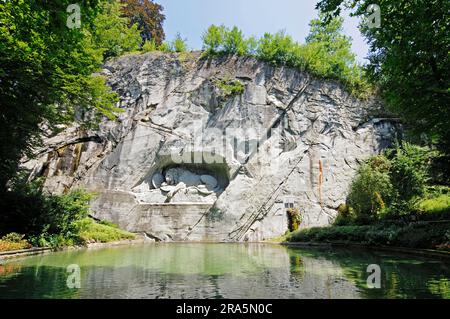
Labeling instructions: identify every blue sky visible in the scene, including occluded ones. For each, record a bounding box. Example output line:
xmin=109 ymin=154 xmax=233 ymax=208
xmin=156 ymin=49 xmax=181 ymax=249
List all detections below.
xmin=157 ymin=0 xmax=369 ymax=62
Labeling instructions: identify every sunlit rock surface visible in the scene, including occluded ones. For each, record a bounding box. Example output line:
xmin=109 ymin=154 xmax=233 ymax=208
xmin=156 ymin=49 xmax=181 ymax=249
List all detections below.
xmin=22 ymin=52 xmax=400 ymax=241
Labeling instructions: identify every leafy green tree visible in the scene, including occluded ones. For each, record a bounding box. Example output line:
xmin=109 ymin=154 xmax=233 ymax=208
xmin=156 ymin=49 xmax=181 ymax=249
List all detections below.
xmin=0 ymin=0 xmax=124 ymax=192
xmin=202 ymin=24 xmax=226 ymax=55
xmin=316 ymin=0 xmax=450 ymax=154
xmin=223 ymin=26 xmax=248 ymax=56
xmin=120 ymin=0 xmax=166 ymax=45
xmin=85 ymin=0 xmax=141 ymax=59
xmin=257 ymin=31 xmax=299 ymax=66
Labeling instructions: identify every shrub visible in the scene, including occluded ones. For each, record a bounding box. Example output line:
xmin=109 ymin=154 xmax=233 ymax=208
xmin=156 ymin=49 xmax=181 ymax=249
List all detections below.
xmin=223 ymin=26 xmax=250 ymax=56
xmin=257 ymin=31 xmax=299 ymax=66
xmin=347 ymin=156 xmax=394 ymax=221
xmin=0 ymin=233 xmax=31 ymax=251
xmin=202 ymin=25 xmax=226 ymax=55
xmin=142 ymin=39 xmax=158 ymax=52
xmin=200 ymin=18 xmax=371 ymax=98
xmin=215 ymin=78 xmax=245 ymax=98
xmin=333 ymin=204 xmax=356 ymax=226
xmin=287 ymin=208 xmax=302 ymax=232
xmin=158 ymin=42 xmax=172 ymax=53
xmin=171 ymin=33 xmax=188 ymax=53
xmin=0 ymin=180 xmax=94 ymax=246
xmin=387 ymin=142 xmax=433 ymax=202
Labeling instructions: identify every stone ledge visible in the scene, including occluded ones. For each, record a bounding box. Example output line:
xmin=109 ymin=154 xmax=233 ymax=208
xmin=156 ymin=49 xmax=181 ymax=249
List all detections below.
xmin=0 ymin=247 xmax=53 ymax=260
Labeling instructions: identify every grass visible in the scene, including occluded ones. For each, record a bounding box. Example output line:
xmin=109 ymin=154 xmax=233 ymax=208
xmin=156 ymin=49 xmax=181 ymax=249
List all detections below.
xmin=74 ymin=218 xmax=135 ymax=244
xmin=419 ymin=194 xmax=450 ymax=214
xmin=286 ymin=222 xmax=450 ymax=250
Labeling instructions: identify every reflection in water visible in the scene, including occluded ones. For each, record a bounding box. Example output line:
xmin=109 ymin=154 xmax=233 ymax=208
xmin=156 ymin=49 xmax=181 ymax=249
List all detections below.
xmin=0 ymin=243 xmax=448 ymax=299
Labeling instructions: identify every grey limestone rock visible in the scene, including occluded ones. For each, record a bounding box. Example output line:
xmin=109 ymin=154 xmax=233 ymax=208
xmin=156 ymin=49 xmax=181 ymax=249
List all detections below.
xmin=21 ymin=52 xmax=401 ymax=242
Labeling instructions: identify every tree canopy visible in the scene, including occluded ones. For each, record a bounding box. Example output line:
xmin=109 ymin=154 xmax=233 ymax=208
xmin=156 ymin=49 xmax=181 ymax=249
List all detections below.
xmin=317 ymin=0 xmax=450 ymax=154
xmin=0 ymin=0 xmax=145 ymax=191
xmin=120 ymin=0 xmax=166 ymax=45
xmin=202 ymin=17 xmax=371 ymax=97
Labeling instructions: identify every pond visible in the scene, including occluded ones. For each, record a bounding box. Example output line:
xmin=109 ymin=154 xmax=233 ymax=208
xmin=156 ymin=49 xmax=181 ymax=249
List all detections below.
xmin=0 ymin=243 xmax=449 ymax=299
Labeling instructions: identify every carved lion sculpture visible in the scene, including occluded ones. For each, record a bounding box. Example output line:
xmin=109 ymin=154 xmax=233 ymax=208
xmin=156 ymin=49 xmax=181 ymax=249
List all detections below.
xmin=155 ymin=168 xmax=220 ymax=201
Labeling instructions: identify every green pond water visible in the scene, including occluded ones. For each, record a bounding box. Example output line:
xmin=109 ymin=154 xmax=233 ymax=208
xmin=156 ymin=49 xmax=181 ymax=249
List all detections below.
xmin=0 ymin=243 xmax=449 ymax=299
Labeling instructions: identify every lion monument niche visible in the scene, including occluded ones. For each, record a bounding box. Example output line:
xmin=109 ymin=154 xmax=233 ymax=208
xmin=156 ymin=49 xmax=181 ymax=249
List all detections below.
xmin=150 ymin=168 xmax=220 ymax=202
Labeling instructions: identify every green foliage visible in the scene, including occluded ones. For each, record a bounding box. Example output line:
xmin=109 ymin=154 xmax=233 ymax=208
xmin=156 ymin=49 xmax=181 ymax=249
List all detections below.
xmin=0 ymin=233 xmax=31 ymax=252
xmin=223 ymin=26 xmax=251 ymax=56
xmin=158 ymin=42 xmax=172 ymax=53
xmin=0 ymin=179 xmax=93 ymax=243
xmin=201 ymin=18 xmax=371 ymax=98
xmin=317 ymin=0 xmax=450 ymax=155
xmin=99 ymin=220 xmax=119 ymax=228
xmin=142 ymin=39 xmax=159 ymax=52
xmin=287 ymin=208 xmax=302 ymax=232
xmin=417 ymin=192 xmax=450 ymax=222
xmin=73 ymin=218 xmax=135 ymax=243
xmin=333 ymin=204 xmax=356 ymax=226
xmin=387 ymin=142 xmax=433 ymax=202
xmin=347 ymin=155 xmax=394 ymax=220
xmin=84 ymin=0 xmax=142 ymax=60
xmin=171 ymin=33 xmax=188 ymax=53
xmin=257 ymin=31 xmax=299 ymax=66
xmin=202 ymin=25 xmax=226 ymax=56
xmin=1 ymin=232 xmax=25 ymax=243
xmin=288 ymin=222 xmax=450 ymax=249
xmin=346 ymin=143 xmax=440 ymax=221
xmin=0 ymin=0 xmax=124 ymax=192
xmin=214 ymin=78 xmax=245 ymax=98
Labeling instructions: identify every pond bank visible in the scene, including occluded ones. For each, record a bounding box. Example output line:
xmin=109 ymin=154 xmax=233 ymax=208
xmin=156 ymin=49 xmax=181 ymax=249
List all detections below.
xmin=277 ymin=241 xmax=450 ymax=259
xmin=0 ymin=235 xmax=147 ymax=261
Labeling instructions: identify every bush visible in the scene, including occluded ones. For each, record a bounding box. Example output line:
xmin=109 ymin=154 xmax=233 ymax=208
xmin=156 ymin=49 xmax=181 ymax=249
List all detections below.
xmin=171 ymin=33 xmax=188 ymax=53
xmin=214 ymin=78 xmax=245 ymax=98
xmin=288 ymin=222 xmax=450 ymax=249
xmin=142 ymin=39 xmax=158 ymax=52
xmin=287 ymin=208 xmax=302 ymax=232
xmin=0 ymin=180 xmax=94 ymax=246
xmin=0 ymin=233 xmax=31 ymax=251
xmin=347 ymin=155 xmax=394 ymax=221
xmin=333 ymin=204 xmax=356 ymax=226
xmin=158 ymin=42 xmax=172 ymax=53
xmin=202 ymin=25 xmax=226 ymax=56
xmin=387 ymin=142 xmax=433 ymax=202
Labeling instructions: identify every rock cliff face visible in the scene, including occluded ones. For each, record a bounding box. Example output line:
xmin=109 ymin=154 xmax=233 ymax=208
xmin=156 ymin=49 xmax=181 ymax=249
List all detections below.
xmin=22 ymin=52 xmax=400 ymax=242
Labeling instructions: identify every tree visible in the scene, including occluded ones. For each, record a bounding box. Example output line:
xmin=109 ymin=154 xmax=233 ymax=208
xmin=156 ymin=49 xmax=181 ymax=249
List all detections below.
xmin=120 ymin=0 xmax=166 ymax=45
xmin=85 ymin=0 xmax=142 ymax=59
xmin=0 ymin=0 xmax=122 ymax=192
xmin=316 ymin=0 xmax=450 ymax=154
xmin=171 ymin=33 xmax=188 ymax=52
xmin=202 ymin=25 xmax=226 ymax=55
xmin=305 ymin=15 xmax=357 ymax=79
